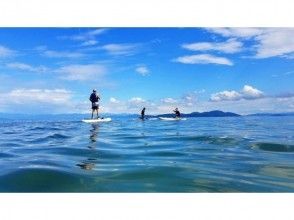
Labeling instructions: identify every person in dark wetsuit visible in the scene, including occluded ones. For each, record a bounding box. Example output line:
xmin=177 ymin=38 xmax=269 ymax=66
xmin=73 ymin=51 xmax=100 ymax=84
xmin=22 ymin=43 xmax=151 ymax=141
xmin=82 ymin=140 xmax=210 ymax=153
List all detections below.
xmin=140 ymin=107 xmax=146 ymax=120
xmin=89 ymin=89 xmax=100 ymax=119
xmin=173 ymin=108 xmax=181 ymax=118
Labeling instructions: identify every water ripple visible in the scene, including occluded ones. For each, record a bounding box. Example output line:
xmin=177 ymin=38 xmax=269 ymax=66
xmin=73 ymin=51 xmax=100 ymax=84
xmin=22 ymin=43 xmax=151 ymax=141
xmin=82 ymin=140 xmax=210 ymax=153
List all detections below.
xmin=0 ymin=116 xmax=293 ymax=192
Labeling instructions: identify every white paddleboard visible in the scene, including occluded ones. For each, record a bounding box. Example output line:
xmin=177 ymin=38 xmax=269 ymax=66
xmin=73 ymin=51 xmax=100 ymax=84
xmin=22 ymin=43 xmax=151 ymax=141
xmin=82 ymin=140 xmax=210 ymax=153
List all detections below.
xmin=159 ymin=117 xmax=186 ymax=121
xmin=82 ymin=118 xmax=112 ymax=123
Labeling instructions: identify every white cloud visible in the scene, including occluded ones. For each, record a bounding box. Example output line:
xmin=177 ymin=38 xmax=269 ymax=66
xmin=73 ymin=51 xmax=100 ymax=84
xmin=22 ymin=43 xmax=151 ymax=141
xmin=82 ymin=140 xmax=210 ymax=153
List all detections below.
xmin=70 ymin=29 xmax=107 ymax=41
xmin=101 ymin=43 xmax=138 ymax=56
xmin=275 ymin=92 xmax=294 ymax=99
xmin=0 ymin=45 xmax=15 ymax=58
xmin=6 ymin=62 xmax=48 ymax=73
xmin=109 ymin=97 xmax=119 ymax=104
xmin=203 ymin=96 xmax=294 ymax=115
xmin=9 ymin=89 xmax=71 ymax=103
xmin=207 ymin=28 xmax=264 ymax=39
xmin=242 ymin=85 xmax=264 ymax=99
xmin=128 ymin=97 xmax=146 ymax=104
xmin=91 ymin=89 xmax=293 ymax=115
xmin=254 ymin=28 xmax=294 ymax=58
xmin=69 ymin=29 xmax=108 ymax=47
xmin=80 ymin=40 xmax=98 ymax=46
xmin=35 ymin=46 xmax=84 ymax=58
xmin=174 ymin=54 xmax=233 ymax=66
xmin=135 ymin=66 xmax=149 ymax=76
xmin=181 ymin=91 xmax=200 ymax=107
xmin=55 ymin=64 xmax=107 ymax=81
xmin=102 ymin=97 xmax=157 ymax=113
xmin=210 ymin=85 xmax=264 ymax=102
xmin=210 ymin=90 xmax=242 ymax=102
xmin=206 ymin=28 xmax=294 ymax=59
xmin=0 ymin=89 xmax=83 ymax=113
xmin=127 ymin=97 xmax=152 ymax=110
xmin=42 ymin=50 xmax=84 ymax=58
xmin=161 ymin=97 xmax=178 ymax=104
xmin=182 ymin=39 xmax=243 ymax=54
xmin=0 ymin=89 xmax=72 ymax=106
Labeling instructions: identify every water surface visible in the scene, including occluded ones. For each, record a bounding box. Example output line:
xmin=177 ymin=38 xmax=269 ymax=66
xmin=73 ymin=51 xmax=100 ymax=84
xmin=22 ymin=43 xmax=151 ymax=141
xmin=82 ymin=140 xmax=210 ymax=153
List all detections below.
xmin=0 ymin=116 xmax=293 ymax=192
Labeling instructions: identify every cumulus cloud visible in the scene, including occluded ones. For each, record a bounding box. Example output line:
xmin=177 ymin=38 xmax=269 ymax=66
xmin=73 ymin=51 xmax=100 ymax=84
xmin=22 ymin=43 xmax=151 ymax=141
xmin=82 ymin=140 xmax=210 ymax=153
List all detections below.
xmin=210 ymin=90 xmax=242 ymax=102
xmin=109 ymin=97 xmax=120 ymax=104
xmin=242 ymin=85 xmax=264 ymax=99
xmin=6 ymin=62 xmax=48 ymax=73
xmin=182 ymin=39 xmax=243 ymax=54
xmin=101 ymin=43 xmax=139 ymax=56
xmin=55 ymin=64 xmax=107 ymax=81
xmin=135 ymin=66 xmax=149 ymax=76
xmin=174 ymin=54 xmax=233 ymax=66
xmin=0 ymin=45 xmax=16 ymax=58
xmin=210 ymin=85 xmax=264 ymax=102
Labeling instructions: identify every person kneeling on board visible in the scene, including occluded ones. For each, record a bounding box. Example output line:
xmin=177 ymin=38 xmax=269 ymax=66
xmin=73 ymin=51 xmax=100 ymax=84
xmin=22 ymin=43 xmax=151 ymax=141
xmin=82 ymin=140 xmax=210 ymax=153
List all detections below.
xmin=173 ymin=108 xmax=181 ymax=118
xmin=140 ymin=107 xmax=146 ymax=120
xmin=89 ymin=89 xmax=100 ymax=119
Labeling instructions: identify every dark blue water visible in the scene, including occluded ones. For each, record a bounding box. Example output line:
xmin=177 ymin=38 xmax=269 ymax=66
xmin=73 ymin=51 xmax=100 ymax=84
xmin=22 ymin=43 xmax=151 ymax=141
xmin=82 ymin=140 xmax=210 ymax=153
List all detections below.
xmin=0 ymin=116 xmax=293 ymax=192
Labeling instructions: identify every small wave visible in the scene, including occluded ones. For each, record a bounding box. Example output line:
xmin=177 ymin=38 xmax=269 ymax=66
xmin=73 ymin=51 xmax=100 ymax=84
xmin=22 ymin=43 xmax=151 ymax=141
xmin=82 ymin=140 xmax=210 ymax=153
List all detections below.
xmin=29 ymin=126 xmax=46 ymax=131
xmin=252 ymin=142 xmax=294 ymax=152
xmin=166 ymin=135 xmax=240 ymax=146
xmin=1 ymin=142 xmax=23 ymax=148
xmin=30 ymin=126 xmax=62 ymax=131
xmin=28 ymin=133 xmax=71 ymax=143
xmin=0 ymin=152 xmax=15 ymax=158
xmin=0 ymin=168 xmax=90 ymax=192
xmin=47 ymin=134 xmax=70 ymax=139
xmin=144 ymin=150 xmax=186 ymax=157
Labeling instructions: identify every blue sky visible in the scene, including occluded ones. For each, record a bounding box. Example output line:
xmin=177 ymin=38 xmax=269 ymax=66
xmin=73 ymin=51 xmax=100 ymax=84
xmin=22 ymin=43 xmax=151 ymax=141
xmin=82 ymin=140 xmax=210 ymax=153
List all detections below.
xmin=0 ymin=28 xmax=293 ymax=114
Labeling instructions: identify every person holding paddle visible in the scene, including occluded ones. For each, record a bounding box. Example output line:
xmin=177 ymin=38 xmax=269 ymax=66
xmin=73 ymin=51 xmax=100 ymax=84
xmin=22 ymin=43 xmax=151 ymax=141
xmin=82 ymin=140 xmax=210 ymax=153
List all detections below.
xmin=89 ymin=89 xmax=100 ymax=119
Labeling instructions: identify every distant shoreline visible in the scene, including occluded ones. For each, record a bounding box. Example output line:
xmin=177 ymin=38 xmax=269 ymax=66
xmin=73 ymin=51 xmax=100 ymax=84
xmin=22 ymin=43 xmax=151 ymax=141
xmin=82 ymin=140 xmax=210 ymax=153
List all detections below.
xmin=1 ymin=110 xmax=294 ymax=120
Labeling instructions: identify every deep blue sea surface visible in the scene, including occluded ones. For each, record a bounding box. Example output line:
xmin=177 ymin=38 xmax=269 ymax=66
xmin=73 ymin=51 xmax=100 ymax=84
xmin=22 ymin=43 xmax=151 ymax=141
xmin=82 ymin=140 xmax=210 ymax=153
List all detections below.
xmin=0 ymin=115 xmax=293 ymax=192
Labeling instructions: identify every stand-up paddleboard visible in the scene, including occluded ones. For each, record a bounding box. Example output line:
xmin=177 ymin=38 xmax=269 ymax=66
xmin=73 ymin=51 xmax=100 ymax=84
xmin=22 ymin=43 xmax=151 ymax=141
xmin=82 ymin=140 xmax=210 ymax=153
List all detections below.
xmin=82 ymin=118 xmax=111 ymax=123
xmin=159 ymin=117 xmax=186 ymax=121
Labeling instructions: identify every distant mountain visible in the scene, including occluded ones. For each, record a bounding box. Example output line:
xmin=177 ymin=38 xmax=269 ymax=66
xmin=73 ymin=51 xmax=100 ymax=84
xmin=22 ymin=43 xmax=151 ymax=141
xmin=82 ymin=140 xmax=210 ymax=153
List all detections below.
xmin=247 ymin=112 xmax=294 ymax=116
xmin=156 ymin=110 xmax=240 ymax=118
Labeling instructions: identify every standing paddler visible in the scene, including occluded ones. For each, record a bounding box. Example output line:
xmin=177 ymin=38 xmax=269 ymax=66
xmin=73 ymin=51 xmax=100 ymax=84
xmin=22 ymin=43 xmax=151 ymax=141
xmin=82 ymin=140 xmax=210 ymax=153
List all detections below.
xmin=89 ymin=89 xmax=100 ymax=119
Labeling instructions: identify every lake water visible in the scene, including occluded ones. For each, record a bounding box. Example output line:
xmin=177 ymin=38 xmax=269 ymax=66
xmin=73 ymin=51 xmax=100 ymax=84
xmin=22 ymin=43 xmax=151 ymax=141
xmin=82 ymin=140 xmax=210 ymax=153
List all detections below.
xmin=0 ymin=115 xmax=293 ymax=192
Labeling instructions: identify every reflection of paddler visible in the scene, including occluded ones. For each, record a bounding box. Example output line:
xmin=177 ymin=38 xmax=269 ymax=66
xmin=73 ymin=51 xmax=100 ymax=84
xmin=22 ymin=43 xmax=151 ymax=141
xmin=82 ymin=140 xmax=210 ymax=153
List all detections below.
xmin=76 ymin=162 xmax=95 ymax=170
xmin=90 ymin=124 xmax=99 ymax=143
